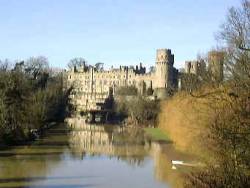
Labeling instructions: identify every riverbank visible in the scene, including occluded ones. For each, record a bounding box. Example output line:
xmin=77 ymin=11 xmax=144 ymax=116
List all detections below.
xmin=158 ymin=85 xmax=250 ymax=187
xmin=0 ymin=121 xmax=63 ymax=148
xmin=144 ymin=128 xmax=171 ymax=142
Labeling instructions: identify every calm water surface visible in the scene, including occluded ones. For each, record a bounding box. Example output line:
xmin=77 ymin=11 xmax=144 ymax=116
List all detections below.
xmin=0 ymin=118 xmax=191 ymax=188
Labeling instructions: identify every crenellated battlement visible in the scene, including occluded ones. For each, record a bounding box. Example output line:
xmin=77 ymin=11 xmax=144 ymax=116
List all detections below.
xmin=64 ymin=48 xmax=224 ymax=113
xmin=65 ymin=49 xmax=177 ymax=112
xmin=156 ymin=49 xmax=174 ymax=64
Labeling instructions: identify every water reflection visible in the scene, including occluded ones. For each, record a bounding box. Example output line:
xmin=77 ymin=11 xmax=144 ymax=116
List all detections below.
xmin=0 ymin=118 xmax=190 ymax=188
xmin=67 ymin=117 xmax=190 ymax=188
xmin=67 ymin=117 xmax=149 ymax=165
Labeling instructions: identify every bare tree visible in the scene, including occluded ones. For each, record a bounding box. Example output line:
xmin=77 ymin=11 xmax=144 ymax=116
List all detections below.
xmin=149 ymin=66 xmax=155 ymax=74
xmin=95 ymin=62 xmax=104 ymax=71
xmin=220 ymin=0 xmax=250 ymax=51
xmin=67 ymin=57 xmax=87 ymax=70
xmin=219 ymin=0 xmax=250 ymax=80
xmin=24 ymin=56 xmax=49 ymax=79
xmin=0 ymin=59 xmax=12 ymax=72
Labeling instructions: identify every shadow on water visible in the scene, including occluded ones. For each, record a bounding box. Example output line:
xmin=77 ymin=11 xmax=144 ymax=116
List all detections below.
xmin=0 ymin=152 xmax=65 ymax=157
xmin=34 ymin=141 xmax=69 ymax=146
xmin=0 ymin=176 xmax=98 ymax=183
xmin=0 ymin=184 xmax=95 ymax=188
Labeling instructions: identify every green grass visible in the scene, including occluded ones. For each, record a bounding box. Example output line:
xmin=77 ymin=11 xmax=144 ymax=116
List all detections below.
xmin=144 ymin=128 xmax=170 ymax=142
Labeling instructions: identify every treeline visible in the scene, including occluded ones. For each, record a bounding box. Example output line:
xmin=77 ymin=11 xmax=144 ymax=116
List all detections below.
xmin=159 ymin=1 xmax=250 ymax=187
xmin=115 ymin=86 xmax=159 ymax=126
xmin=0 ymin=57 xmax=70 ymax=145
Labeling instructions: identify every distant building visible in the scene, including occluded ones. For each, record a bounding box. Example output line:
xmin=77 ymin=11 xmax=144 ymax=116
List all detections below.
xmin=208 ymin=50 xmax=224 ymax=82
xmin=185 ymin=60 xmax=206 ymax=76
xmin=64 ymin=49 xmax=224 ymax=113
xmin=179 ymin=50 xmax=225 ymax=91
xmin=64 ymin=49 xmax=179 ymax=112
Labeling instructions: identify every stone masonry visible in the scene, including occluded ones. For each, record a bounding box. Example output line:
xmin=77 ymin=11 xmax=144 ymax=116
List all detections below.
xmin=64 ymin=48 xmax=224 ymax=113
xmin=64 ymin=49 xmax=178 ymax=112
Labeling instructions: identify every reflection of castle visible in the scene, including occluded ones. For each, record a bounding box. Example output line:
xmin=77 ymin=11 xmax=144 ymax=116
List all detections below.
xmin=67 ymin=118 xmax=149 ymax=159
xmin=66 ymin=117 xmax=192 ymax=187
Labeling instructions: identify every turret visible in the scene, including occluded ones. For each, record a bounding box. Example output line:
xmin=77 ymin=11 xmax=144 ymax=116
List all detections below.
xmin=155 ymin=49 xmax=174 ymax=88
xmin=154 ymin=49 xmax=175 ymax=99
xmin=208 ymin=50 xmax=224 ymax=82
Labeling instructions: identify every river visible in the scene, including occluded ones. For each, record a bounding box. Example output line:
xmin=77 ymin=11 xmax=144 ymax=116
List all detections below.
xmin=0 ymin=117 xmax=192 ymax=188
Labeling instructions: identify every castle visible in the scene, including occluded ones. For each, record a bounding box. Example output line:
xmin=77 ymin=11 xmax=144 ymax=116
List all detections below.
xmin=64 ymin=48 xmax=224 ymax=113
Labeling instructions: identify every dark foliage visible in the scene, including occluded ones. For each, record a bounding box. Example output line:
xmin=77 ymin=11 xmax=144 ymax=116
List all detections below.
xmin=0 ymin=59 xmax=69 ymax=145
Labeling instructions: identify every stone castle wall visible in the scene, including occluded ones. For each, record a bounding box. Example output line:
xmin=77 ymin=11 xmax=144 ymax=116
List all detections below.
xmin=64 ymin=49 xmax=178 ymax=112
xmin=64 ymin=48 xmax=224 ymax=112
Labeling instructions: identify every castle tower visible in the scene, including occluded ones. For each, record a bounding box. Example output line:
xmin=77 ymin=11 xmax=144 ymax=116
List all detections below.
xmin=208 ymin=50 xmax=225 ymax=82
xmin=154 ymin=49 xmax=174 ymax=99
xmin=185 ymin=60 xmax=206 ymax=76
xmin=155 ymin=49 xmax=174 ymax=88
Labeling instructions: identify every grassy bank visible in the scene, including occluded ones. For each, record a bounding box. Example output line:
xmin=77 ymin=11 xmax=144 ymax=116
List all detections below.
xmin=144 ymin=128 xmax=170 ymax=142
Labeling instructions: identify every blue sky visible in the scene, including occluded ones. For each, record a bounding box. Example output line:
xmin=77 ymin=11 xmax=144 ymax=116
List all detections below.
xmin=0 ymin=0 xmax=240 ymax=69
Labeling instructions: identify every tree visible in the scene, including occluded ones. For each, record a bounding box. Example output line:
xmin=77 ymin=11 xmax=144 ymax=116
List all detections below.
xmin=219 ymin=0 xmax=250 ymax=80
xmin=67 ymin=57 xmax=87 ymax=70
xmin=185 ymin=1 xmax=250 ymax=187
xmin=180 ymin=73 xmax=201 ymax=92
xmin=0 ymin=59 xmax=12 ymax=71
xmin=0 ymin=57 xmax=70 ymax=145
xmin=2 ymin=71 xmax=31 ymax=143
xmin=149 ymin=66 xmax=155 ymax=73
xmin=95 ymin=62 xmax=104 ymax=71
xmin=220 ymin=0 xmax=250 ymax=51
xmin=24 ymin=56 xmax=49 ymax=80
xmin=116 ymin=86 xmax=138 ymax=96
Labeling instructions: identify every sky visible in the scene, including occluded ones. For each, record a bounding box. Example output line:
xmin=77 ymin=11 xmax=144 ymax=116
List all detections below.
xmin=0 ymin=0 xmax=240 ymax=69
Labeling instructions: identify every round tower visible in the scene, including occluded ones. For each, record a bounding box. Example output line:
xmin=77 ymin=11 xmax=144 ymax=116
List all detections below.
xmin=154 ymin=49 xmax=174 ymax=99
xmin=155 ymin=49 xmax=174 ymax=88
